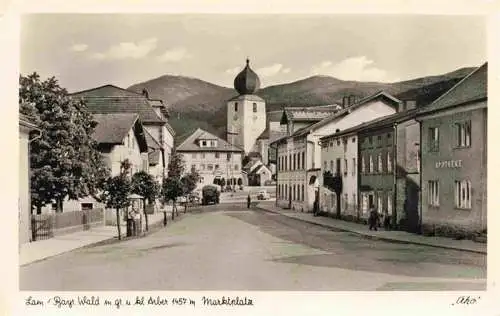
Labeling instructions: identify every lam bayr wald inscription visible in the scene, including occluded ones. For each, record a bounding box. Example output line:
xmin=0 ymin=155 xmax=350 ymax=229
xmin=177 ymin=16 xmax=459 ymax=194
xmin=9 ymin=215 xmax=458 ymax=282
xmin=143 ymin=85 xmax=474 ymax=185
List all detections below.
xmin=25 ymin=295 xmax=254 ymax=309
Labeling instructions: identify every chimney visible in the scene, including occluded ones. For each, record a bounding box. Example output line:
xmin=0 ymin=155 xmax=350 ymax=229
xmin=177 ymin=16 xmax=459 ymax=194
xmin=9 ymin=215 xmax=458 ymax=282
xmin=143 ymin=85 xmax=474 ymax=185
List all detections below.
xmin=142 ymin=88 xmax=149 ymax=99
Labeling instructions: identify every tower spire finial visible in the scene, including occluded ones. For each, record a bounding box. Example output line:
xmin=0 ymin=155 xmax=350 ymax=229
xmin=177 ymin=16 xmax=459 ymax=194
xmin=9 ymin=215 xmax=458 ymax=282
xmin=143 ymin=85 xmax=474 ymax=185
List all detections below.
xmin=246 ymin=57 xmax=250 ymax=66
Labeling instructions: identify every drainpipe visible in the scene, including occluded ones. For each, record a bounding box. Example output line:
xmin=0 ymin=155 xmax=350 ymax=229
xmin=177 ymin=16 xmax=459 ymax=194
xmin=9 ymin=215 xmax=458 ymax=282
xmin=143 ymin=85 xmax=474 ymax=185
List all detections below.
xmin=418 ymin=119 xmax=423 ymax=234
xmin=392 ymin=122 xmax=398 ymax=229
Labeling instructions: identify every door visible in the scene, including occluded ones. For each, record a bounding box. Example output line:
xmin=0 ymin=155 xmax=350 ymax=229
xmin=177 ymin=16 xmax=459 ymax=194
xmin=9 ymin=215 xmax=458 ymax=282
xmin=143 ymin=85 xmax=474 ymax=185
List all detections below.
xmin=336 ymin=158 xmax=341 ymax=176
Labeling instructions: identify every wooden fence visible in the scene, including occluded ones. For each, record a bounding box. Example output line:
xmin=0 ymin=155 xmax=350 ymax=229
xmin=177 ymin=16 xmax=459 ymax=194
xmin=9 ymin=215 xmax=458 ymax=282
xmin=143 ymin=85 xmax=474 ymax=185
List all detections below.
xmin=31 ymin=208 xmax=104 ymax=241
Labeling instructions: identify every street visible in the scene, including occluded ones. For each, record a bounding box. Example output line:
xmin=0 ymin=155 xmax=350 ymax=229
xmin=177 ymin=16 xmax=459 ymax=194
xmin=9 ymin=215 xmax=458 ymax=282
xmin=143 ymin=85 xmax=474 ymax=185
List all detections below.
xmin=20 ymin=203 xmax=486 ymax=291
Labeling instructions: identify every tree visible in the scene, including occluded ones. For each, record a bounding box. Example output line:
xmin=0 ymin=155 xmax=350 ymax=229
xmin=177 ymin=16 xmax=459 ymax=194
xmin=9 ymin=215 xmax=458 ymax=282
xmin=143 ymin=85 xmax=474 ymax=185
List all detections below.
xmin=102 ymin=163 xmax=131 ymax=240
xmin=131 ymin=171 xmax=160 ymax=231
xmin=19 ymin=73 xmax=109 ymax=213
xmin=162 ymin=149 xmax=185 ymax=219
xmin=180 ymin=169 xmax=200 ymax=212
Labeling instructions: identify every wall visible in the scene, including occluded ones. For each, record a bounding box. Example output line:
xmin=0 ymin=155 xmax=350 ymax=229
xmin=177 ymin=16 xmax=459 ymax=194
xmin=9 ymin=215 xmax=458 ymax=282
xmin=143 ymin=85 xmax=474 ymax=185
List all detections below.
xmin=227 ymin=97 xmax=267 ymax=154
xmin=107 ymin=128 xmax=145 ymax=176
xmin=181 ymin=151 xmax=243 ymax=189
xmin=420 ymin=103 xmax=487 ymax=231
xmin=19 ymin=129 xmax=31 ymax=244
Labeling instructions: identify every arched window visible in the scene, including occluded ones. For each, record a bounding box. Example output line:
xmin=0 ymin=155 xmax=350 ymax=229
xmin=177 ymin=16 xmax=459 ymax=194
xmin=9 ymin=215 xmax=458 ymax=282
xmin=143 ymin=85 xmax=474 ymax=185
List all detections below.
xmin=235 ymin=102 xmax=238 ymax=112
xmin=253 ymin=103 xmax=257 ymax=112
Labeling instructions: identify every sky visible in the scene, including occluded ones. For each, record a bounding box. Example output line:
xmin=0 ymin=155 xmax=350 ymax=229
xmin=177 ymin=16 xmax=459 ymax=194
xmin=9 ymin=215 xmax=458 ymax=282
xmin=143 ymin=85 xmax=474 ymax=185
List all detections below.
xmin=20 ymin=14 xmax=486 ymax=92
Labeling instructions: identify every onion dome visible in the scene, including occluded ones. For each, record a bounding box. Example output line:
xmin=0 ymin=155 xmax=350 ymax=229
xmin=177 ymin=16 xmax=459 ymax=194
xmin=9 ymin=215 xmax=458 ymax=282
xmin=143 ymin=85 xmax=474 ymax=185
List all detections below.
xmin=233 ymin=58 xmax=261 ymax=95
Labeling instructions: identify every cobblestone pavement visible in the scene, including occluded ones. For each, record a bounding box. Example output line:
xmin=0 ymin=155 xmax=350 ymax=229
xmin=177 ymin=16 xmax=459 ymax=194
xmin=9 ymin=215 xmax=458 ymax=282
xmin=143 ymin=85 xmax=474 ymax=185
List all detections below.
xmin=20 ymin=204 xmax=486 ymax=291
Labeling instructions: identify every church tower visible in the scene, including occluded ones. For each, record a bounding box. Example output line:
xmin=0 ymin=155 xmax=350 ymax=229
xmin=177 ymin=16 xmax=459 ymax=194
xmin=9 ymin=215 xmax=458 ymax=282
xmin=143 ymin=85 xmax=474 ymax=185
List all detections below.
xmin=226 ymin=58 xmax=267 ymax=154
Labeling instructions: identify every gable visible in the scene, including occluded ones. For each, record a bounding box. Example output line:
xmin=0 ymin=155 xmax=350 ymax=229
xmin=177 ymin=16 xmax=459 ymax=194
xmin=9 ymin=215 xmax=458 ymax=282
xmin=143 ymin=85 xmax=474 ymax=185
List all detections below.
xmin=71 ymin=84 xmax=142 ymax=98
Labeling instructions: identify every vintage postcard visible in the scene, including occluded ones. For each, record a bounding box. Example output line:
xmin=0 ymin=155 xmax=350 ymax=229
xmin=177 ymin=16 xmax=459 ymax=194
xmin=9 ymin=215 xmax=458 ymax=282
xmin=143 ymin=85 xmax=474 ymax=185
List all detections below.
xmin=3 ymin=1 xmax=499 ymax=315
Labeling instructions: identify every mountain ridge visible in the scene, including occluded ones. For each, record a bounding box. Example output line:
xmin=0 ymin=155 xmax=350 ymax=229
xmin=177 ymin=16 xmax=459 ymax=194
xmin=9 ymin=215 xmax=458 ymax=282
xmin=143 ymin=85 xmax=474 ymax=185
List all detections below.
xmin=127 ymin=66 xmax=477 ymax=139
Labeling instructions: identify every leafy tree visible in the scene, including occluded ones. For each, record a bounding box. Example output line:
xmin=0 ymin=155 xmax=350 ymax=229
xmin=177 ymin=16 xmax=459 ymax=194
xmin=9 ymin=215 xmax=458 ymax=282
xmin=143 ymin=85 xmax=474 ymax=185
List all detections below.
xmin=102 ymin=162 xmax=131 ymax=240
xmin=131 ymin=171 xmax=160 ymax=231
xmin=162 ymin=149 xmax=185 ymax=219
xmin=19 ymin=72 xmax=109 ymax=213
xmin=180 ymin=169 xmax=200 ymax=211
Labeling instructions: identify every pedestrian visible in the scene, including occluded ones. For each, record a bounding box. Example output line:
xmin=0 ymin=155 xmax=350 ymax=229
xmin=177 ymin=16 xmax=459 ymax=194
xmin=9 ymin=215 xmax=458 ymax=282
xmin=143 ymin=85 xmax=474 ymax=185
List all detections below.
xmin=247 ymin=194 xmax=251 ymax=209
xmin=368 ymin=206 xmax=378 ymax=231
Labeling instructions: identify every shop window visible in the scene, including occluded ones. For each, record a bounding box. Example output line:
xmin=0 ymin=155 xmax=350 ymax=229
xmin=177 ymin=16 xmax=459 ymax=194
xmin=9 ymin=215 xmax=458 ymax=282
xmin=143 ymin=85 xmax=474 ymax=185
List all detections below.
xmin=455 ymin=180 xmax=472 ymax=209
xmin=428 ymin=180 xmax=440 ymax=206
xmin=455 ymin=121 xmax=471 ymax=148
xmin=428 ymin=127 xmax=439 ymax=152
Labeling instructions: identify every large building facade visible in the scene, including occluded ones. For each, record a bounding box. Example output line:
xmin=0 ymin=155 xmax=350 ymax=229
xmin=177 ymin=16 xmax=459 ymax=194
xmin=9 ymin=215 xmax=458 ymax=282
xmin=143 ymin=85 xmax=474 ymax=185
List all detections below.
xmin=177 ymin=128 xmax=243 ymax=189
xmin=417 ymin=63 xmax=487 ymax=232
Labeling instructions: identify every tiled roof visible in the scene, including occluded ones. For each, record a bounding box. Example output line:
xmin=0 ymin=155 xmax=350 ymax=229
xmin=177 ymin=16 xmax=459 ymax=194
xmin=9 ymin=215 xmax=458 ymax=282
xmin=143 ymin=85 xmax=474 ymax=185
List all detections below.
xmin=418 ymin=62 xmax=487 ymax=115
xmin=322 ymin=109 xmax=418 ymax=140
xmin=176 ymin=128 xmax=243 ymax=152
xmin=72 ymin=85 xmax=166 ymax=124
xmin=92 ymin=113 xmax=139 ymax=144
xmin=292 ymin=91 xmax=401 ymax=137
xmin=71 ymin=84 xmax=143 ymax=98
xmin=80 ymin=97 xmax=165 ymax=124
xmin=282 ymin=106 xmax=339 ymax=122
xmin=257 ymin=127 xmax=269 ymax=140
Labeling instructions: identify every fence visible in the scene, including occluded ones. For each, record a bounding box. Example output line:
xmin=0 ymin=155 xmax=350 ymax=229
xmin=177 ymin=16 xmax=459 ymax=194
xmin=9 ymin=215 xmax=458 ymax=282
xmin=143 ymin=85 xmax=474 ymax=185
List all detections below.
xmin=31 ymin=208 xmax=104 ymax=241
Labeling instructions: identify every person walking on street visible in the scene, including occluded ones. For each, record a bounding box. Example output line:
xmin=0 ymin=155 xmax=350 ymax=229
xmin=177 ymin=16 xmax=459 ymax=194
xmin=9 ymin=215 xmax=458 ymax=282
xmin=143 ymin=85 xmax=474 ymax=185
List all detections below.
xmin=247 ymin=194 xmax=251 ymax=209
xmin=368 ymin=206 xmax=379 ymax=231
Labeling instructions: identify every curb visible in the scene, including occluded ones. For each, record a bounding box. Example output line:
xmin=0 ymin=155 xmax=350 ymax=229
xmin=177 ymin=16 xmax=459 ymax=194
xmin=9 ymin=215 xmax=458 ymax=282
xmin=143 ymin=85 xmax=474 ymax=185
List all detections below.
xmin=20 ymin=212 xmax=190 ymax=267
xmin=255 ymin=205 xmax=487 ymax=255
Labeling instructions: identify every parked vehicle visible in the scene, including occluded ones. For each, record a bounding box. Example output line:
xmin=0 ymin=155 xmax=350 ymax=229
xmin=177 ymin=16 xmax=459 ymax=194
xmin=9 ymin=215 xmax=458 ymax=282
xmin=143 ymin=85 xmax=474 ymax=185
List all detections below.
xmin=257 ymin=190 xmax=270 ymax=200
xmin=202 ymin=185 xmax=220 ymax=205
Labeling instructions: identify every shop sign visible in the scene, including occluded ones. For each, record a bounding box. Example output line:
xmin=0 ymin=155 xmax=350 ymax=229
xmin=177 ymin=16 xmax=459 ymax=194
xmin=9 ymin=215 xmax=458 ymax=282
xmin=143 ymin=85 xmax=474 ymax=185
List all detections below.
xmin=435 ymin=160 xmax=462 ymax=169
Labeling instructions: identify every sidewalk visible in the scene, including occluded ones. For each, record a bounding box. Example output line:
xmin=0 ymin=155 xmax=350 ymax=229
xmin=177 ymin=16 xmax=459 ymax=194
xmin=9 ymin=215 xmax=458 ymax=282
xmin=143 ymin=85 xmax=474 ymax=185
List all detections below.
xmin=256 ymin=202 xmax=487 ymax=255
xmin=20 ymin=210 xmax=176 ymax=266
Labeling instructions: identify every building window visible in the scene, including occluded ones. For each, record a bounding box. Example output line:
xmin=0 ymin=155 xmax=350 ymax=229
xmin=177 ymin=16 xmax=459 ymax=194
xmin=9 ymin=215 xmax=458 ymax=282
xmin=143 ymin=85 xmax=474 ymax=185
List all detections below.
xmin=285 ymin=156 xmax=288 ymax=170
xmin=455 ymin=180 xmax=472 ymax=209
xmin=207 ymin=164 xmax=214 ymax=171
xmin=387 ymin=193 xmax=392 ymax=215
xmin=201 ymin=153 xmax=206 ymax=159
xmin=455 ymin=121 xmax=471 ymax=148
xmin=302 ymin=152 xmax=305 ymax=169
xmin=324 ymin=161 xmax=327 ymax=170
xmin=352 ymin=158 xmax=356 ymax=176
xmin=235 ymin=102 xmax=238 ymax=112
xmin=377 ymin=193 xmax=383 ymax=212
xmin=227 ymin=153 xmax=231 ymax=161
xmin=289 ymin=154 xmax=292 ymax=170
xmin=378 ymin=153 xmax=383 ymax=173
xmin=352 ymin=194 xmax=357 ymax=209
xmin=344 ymin=158 xmax=348 ymax=175
xmin=361 ymin=156 xmax=366 ymax=173
xmin=253 ymin=103 xmax=257 ymax=112
xmin=192 ymin=153 xmax=197 ymax=159
xmin=369 ymin=137 xmax=373 ymax=145
xmin=201 ymin=140 xmax=207 ymax=147
xmin=215 ymin=164 xmax=220 ymax=169
xmin=201 ymin=164 xmax=205 ymax=170
xmin=297 ymin=153 xmax=301 ymax=170
xmin=344 ymin=193 xmax=348 ymax=210
xmin=337 ymin=139 xmax=341 ymax=145
xmin=352 ymin=137 xmax=356 ymax=143
xmin=428 ymin=180 xmax=439 ymax=206
xmin=215 ymin=152 xmax=220 ymax=159
xmin=387 ymin=133 xmax=392 ymax=139
xmin=428 ymin=127 xmax=439 ymax=152
xmin=191 ymin=164 xmax=196 ymax=170
xmin=199 ymin=177 xmax=204 ymax=183
xmin=293 ymin=154 xmax=296 ymax=170
xmin=369 ymin=155 xmax=374 ymax=173
xmin=387 ymin=151 xmax=392 ymax=172
xmin=234 ymin=164 xmax=239 ymax=170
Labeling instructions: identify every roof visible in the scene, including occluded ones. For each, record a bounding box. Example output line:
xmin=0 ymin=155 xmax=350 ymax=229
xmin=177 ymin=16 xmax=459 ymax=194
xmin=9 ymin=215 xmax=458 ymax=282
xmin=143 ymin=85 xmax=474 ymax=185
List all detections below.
xmin=92 ymin=113 xmax=148 ymax=153
xmin=176 ymin=128 xmax=243 ymax=152
xmin=321 ymin=108 xmax=418 ymax=140
xmin=417 ymin=62 xmax=487 ymax=116
xmin=72 ymin=85 xmax=166 ymax=124
xmin=79 ymin=96 xmax=165 ymax=124
xmin=292 ymin=91 xmax=401 ymax=137
xmin=144 ymin=128 xmax=162 ymax=149
xmin=280 ymin=106 xmax=339 ymax=124
xmin=227 ymin=94 xmax=265 ymax=102
xmin=70 ymin=84 xmax=143 ymax=98
xmin=19 ymin=114 xmax=39 ymax=130
xmin=257 ymin=127 xmax=269 ymax=140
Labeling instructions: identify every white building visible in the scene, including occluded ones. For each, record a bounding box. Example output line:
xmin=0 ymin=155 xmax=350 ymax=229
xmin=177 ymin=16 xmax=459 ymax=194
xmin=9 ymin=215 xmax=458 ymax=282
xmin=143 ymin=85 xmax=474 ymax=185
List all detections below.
xmin=176 ymin=128 xmax=243 ymax=189
xmin=274 ymin=91 xmax=401 ymax=213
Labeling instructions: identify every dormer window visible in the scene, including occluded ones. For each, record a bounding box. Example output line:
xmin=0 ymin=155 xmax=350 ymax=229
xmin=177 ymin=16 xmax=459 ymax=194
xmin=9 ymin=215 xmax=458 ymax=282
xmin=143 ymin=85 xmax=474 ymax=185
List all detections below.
xmin=201 ymin=140 xmax=207 ymax=147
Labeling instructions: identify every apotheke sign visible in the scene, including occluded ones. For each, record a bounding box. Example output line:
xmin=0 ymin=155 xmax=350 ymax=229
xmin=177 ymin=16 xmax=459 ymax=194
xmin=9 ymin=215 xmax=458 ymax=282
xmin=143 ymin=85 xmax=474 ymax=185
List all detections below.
xmin=435 ymin=160 xmax=462 ymax=169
